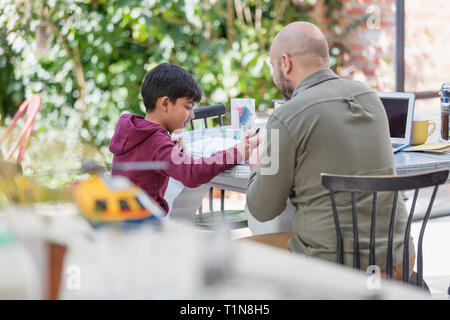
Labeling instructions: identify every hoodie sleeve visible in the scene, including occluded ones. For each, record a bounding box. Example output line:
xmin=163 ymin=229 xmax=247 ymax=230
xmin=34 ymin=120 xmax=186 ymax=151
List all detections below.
xmin=145 ymin=133 xmax=244 ymax=188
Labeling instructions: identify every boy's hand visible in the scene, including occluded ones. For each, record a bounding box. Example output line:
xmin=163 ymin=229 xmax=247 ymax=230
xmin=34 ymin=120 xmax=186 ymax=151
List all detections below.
xmin=235 ymin=140 xmax=250 ymax=162
xmin=247 ymin=128 xmax=264 ymax=150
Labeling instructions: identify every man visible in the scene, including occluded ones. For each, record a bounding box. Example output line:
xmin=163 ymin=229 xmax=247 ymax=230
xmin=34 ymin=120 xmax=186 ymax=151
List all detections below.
xmin=246 ymin=22 xmax=414 ymax=278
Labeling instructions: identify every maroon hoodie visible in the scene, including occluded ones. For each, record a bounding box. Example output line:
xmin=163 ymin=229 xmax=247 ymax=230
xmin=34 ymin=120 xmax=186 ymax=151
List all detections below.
xmin=109 ymin=114 xmax=242 ymax=213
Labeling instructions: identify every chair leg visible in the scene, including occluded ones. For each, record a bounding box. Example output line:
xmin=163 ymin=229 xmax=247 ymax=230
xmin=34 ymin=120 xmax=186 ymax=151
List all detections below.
xmin=220 ymin=189 xmax=225 ymax=211
xmin=209 ymin=187 xmax=214 ymax=212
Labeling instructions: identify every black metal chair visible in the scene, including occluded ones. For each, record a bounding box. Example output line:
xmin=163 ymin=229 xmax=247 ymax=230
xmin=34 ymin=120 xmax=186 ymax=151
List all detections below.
xmin=321 ymin=169 xmax=449 ymax=289
xmin=189 ymin=103 xmax=226 ymax=129
xmin=190 ymin=104 xmax=248 ymax=229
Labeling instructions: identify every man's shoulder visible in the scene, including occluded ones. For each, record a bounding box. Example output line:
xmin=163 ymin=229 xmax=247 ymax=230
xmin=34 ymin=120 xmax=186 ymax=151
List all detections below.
xmin=338 ymin=77 xmax=377 ymax=94
xmin=302 ymin=76 xmax=376 ymax=101
xmin=272 ymin=77 xmax=377 ymax=122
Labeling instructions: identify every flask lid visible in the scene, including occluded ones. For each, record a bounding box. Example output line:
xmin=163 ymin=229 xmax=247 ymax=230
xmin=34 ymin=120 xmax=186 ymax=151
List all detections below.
xmin=440 ymin=82 xmax=450 ymax=97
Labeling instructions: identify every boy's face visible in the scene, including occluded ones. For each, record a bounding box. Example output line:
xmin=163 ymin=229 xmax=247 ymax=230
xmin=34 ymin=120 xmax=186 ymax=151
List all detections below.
xmin=166 ymin=97 xmax=195 ymax=133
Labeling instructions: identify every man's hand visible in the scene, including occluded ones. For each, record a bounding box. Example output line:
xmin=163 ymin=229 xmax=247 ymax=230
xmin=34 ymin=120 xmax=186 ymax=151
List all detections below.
xmin=235 ymin=140 xmax=250 ymax=161
xmin=247 ymin=128 xmax=263 ymax=148
xmin=172 ymin=137 xmax=186 ymax=152
xmin=235 ymin=129 xmax=264 ymax=162
xmin=248 ymin=129 xmax=264 ymax=169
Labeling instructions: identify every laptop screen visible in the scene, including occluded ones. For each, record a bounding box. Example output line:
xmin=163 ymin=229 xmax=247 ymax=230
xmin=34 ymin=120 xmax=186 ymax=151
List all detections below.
xmin=379 ymin=97 xmax=409 ymax=139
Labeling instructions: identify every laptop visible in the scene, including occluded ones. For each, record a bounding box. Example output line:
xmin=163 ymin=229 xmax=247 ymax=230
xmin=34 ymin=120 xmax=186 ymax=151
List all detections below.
xmin=377 ymin=92 xmax=415 ymax=153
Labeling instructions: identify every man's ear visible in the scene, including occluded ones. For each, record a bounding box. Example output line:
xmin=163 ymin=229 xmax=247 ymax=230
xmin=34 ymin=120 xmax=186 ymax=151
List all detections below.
xmin=156 ymin=96 xmax=170 ymax=113
xmin=281 ymin=53 xmax=292 ymax=75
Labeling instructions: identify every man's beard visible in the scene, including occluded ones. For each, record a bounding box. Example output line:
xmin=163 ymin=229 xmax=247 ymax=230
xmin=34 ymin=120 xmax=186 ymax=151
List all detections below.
xmin=277 ymin=67 xmax=294 ymax=100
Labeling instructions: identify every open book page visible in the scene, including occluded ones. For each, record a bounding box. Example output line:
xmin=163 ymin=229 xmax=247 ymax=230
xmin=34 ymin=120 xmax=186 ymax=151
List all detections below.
xmin=186 ymin=137 xmax=241 ymax=157
xmin=404 ymin=142 xmax=450 ymax=153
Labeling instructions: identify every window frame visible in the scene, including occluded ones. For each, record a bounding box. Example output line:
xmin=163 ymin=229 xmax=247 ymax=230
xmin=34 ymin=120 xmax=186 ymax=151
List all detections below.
xmin=395 ymin=0 xmax=439 ymax=99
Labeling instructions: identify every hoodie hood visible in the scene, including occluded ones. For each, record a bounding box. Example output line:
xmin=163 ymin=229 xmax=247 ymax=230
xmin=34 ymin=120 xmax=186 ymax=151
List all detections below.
xmin=109 ymin=114 xmax=167 ymax=155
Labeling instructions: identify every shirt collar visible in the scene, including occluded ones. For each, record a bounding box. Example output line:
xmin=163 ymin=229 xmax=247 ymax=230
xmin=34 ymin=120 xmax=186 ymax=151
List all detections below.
xmin=291 ymin=68 xmax=340 ymax=98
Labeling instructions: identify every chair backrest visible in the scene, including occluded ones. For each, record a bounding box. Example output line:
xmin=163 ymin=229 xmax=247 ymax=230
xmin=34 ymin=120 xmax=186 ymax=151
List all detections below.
xmin=190 ymin=104 xmax=226 ymax=129
xmin=189 ymin=103 xmax=226 ymax=215
xmin=0 ymin=94 xmax=41 ymax=164
xmin=321 ymin=169 xmax=449 ymax=287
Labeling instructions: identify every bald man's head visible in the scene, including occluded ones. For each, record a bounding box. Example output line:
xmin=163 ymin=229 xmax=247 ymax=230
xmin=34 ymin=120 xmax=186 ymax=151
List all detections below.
xmin=269 ymin=22 xmax=330 ymax=99
xmin=270 ymin=22 xmax=329 ymax=67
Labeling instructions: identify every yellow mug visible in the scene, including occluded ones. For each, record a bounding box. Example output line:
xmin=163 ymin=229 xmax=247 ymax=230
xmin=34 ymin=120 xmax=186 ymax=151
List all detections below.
xmin=411 ymin=120 xmax=436 ymax=145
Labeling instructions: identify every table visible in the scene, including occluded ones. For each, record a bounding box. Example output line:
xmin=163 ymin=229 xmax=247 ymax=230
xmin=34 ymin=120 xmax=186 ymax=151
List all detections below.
xmin=3 ymin=202 xmax=430 ymax=300
xmin=167 ymin=126 xmax=450 ymax=234
xmin=53 ymin=217 xmax=427 ymax=299
xmin=1 ymin=198 xmax=430 ymax=300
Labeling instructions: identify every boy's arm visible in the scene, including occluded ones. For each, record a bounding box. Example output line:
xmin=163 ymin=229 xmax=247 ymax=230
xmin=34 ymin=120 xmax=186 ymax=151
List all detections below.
xmin=147 ymin=134 xmax=244 ymax=188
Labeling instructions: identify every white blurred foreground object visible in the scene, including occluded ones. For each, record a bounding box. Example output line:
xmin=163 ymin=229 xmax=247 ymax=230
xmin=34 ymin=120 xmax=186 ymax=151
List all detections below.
xmin=58 ymin=219 xmax=429 ymax=300
xmin=0 ymin=206 xmax=429 ymax=300
xmin=0 ymin=215 xmax=42 ymax=299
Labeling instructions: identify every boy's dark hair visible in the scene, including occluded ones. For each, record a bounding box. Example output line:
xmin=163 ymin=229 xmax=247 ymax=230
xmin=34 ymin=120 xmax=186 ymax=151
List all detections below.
xmin=141 ymin=63 xmax=202 ymax=113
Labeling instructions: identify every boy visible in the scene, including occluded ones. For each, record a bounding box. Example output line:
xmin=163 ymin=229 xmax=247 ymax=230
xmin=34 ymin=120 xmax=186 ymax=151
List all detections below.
xmin=109 ymin=63 xmax=252 ymax=214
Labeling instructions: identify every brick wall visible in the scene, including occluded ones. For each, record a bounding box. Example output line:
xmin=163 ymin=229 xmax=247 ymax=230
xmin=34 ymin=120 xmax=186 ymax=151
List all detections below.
xmin=312 ymin=0 xmax=396 ymax=90
xmin=313 ymin=0 xmax=450 ymax=96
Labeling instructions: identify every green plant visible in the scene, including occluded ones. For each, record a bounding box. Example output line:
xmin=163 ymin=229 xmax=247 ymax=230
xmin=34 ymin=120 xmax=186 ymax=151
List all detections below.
xmin=0 ymin=0 xmax=361 ymax=180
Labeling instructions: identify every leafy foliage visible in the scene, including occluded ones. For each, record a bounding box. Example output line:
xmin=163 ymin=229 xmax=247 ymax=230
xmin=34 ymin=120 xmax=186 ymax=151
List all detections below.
xmin=0 ymin=0 xmax=352 ymax=168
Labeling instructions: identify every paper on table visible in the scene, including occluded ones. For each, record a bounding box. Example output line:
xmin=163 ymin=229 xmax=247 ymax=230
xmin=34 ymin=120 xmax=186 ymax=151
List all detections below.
xmin=186 ymin=137 xmax=241 ymax=157
xmin=403 ymin=142 xmax=450 ymax=153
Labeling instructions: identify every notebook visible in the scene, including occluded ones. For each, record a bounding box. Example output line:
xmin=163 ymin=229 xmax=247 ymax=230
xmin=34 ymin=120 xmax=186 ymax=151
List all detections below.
xmin=186 ymin=137 xmax=241 ymax=157
xmin=377 ymin=92 xmax=415 ymax=154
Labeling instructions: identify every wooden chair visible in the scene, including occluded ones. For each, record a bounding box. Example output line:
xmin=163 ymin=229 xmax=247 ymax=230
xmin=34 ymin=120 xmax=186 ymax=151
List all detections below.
xmin=190 ymin=104 xmax=248 ymax=229
xmin=321 ymin=169 xmax=449 ymax=288
xmin=0 ymin=161 xmax=23 ymax=204
xmin=0 ymin=94 xmax=41 ymax=165
xmin=0 ymin=94 xmax=41 ymax=203
xmin=0 ymin=95 xmax=66 ymax=299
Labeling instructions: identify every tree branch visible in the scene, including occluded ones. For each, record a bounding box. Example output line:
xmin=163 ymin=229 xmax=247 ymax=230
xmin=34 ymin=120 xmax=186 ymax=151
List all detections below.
xmin=160 ymin=11 xmax=197 ymax=31
xmin=255 ymin=0 xmax=264 ymax=51
xmin=243 ymin=3 xmax=253 ymax=26
xmin=255 ymin=0 xmax=262 ymax=31
xmin=226 ymin=0 xmax=234 ymax=49
xmin=269 ymin=0 xmax=289 ymax=36
xmin=234 ymin=0 xmax=244 ymax=23
xmin=47 ymin=22 xmax=86 ymax=113
xmin=47 ymin=20 xmax=105 ymax=164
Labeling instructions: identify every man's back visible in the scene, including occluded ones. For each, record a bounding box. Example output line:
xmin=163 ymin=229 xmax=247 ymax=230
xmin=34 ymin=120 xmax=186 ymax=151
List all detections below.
xmin=247 ymin=68 xmax=412 ymax=270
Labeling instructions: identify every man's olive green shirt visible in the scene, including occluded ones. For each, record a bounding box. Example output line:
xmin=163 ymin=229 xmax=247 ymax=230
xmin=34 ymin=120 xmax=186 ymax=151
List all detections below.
xmin=247 ymin=69 xmax=413 ymax=270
